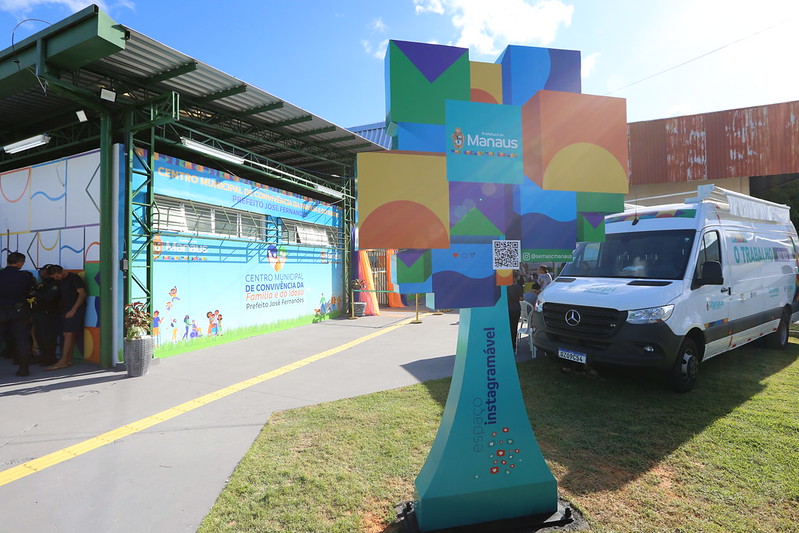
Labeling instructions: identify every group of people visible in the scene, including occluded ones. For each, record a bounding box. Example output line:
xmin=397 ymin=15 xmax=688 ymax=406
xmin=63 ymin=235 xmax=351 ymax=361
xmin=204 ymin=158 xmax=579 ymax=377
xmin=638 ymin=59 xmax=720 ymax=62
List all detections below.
xmin=507 ymin=265 xmax=552 ymax=352
xmin=0 ymin=252 xmax=86 ymax=377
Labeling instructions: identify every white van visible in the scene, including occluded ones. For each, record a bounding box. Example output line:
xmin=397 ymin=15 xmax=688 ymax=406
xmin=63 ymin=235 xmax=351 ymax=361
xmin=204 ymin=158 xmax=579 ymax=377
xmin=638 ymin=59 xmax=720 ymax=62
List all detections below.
xmin=532 ymin=185 xmax=799 ymax=392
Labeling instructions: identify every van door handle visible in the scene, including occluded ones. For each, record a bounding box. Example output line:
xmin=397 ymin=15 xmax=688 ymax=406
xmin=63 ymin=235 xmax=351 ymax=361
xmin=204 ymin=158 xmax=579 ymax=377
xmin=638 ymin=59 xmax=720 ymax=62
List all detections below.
xmin=721 ymin=287 xmax=731 ymax=295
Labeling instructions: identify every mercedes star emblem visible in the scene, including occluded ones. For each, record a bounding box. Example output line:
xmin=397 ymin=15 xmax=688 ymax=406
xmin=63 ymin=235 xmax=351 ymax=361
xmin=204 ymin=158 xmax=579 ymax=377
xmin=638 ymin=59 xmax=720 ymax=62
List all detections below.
xmin=565 ymin=309 xmax=581 ymax=327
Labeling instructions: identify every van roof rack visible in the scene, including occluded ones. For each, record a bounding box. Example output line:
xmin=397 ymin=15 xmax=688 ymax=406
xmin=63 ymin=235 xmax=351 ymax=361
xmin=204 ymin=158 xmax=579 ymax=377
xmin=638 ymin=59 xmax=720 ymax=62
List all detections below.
xmin=626 ymin=185 xmax=791 ymax=224
xmin=687 ymin=185 xmax=791 ymax=224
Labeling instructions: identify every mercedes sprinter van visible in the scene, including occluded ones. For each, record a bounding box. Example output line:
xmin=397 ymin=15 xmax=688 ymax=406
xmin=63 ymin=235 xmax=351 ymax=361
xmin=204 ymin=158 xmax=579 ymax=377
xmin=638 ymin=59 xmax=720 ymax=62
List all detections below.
xmin=532 ymin=185 xmax=799 ymax=391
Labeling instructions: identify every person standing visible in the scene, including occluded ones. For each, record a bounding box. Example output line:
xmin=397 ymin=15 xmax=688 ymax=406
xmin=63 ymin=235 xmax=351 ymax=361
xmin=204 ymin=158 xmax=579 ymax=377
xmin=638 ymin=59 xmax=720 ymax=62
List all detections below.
xmin=45 ymin=265 xmax=87 ymax=370
xmin=32 ymin=264 xmax=60 ymax=366
xmin=0 ymin=252 xmax=35 ymax=376
xmin=507 ymin=276 xmax=524 ymax=353
xmin=537 ymin=265 xmax=553 ymax=291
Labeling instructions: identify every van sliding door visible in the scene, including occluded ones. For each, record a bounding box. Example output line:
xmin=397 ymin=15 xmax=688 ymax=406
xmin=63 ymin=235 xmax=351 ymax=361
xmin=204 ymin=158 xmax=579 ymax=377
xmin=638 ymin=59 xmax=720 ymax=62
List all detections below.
xmin=693 ymin=230 xmax=731 ymax=359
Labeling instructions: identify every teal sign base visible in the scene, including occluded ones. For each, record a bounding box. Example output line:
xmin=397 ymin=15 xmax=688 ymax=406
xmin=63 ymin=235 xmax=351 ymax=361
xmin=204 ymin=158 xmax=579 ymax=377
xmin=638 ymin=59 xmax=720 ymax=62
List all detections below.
xmin=414 ymin=291 xmax=557 ymax=531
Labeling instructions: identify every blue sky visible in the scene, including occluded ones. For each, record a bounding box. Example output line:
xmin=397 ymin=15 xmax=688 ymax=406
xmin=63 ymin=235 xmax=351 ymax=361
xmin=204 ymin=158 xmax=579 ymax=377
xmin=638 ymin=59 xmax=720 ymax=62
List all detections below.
xmin=1 ymin=0 xmax=797 ymax=129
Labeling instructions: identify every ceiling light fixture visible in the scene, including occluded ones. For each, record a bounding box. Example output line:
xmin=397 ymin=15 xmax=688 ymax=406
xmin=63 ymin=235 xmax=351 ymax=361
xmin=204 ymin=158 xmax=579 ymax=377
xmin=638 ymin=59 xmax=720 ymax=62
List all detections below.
xmin=99 ymin=88 xmax=116 ymax=102
xmin=76 ymin=110 xmax=88 ymax=123
xmin=180 ymin=137 xmax=245 ymax=165
xmin=3 ymin=134 xmax=51 ymax=154
xmin=315 ymin=184 xmax=345 ymax=199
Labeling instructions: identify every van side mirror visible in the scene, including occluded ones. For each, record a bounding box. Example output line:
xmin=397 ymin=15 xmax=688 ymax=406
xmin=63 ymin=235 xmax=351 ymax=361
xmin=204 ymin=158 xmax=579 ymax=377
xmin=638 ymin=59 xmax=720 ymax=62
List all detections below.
xmin=699 ymin=261 xmax=723 ymax=286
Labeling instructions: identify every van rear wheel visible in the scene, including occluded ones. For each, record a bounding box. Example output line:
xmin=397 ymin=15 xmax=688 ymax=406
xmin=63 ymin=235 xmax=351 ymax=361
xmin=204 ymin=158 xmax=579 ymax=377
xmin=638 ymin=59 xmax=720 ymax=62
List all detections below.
xmin=669 ymin=338 xmax=699 ymax=393
xmin=766 ymin=309 xmax=790 ymax=350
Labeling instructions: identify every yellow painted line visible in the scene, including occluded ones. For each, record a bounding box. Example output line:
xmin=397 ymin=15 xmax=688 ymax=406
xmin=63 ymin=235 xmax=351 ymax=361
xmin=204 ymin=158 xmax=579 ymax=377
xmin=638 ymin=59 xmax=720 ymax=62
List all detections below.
xmin=0 ymin=314 xmax=428 ymax=487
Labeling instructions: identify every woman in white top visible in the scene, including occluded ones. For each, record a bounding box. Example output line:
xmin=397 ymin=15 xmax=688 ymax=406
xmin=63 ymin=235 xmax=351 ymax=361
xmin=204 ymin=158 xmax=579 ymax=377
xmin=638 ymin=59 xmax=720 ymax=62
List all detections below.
xmin=537 ymin=265 xmax=553 ymax=290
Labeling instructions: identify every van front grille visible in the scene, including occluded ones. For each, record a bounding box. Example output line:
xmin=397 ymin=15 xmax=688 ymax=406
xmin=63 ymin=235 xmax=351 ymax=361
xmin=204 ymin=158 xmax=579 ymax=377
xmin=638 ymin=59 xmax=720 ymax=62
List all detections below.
xmin=542 ymin=303 xmax=626 ymax=338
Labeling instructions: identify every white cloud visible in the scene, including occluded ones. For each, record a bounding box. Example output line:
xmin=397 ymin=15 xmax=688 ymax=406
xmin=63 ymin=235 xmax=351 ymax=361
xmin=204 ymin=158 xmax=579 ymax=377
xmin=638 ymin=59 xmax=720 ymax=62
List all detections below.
xmin=414 ymin=0 xmax=445 ymax=15
xmin=371 ymin=17 xmax=387 ymax=32
xmin=362 ymin=38 xmax=389 ymax=60
xmin=581 ymin=51 xmax=599 ymax=78
xmin=415 ymin=0 xmax=573 ymax=58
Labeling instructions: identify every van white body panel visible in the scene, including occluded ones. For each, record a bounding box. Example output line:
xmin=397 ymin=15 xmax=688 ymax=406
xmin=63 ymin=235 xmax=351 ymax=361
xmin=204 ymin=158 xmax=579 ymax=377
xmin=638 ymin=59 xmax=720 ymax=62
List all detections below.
xmin=532 ymin=186 xmax=799 ymax=383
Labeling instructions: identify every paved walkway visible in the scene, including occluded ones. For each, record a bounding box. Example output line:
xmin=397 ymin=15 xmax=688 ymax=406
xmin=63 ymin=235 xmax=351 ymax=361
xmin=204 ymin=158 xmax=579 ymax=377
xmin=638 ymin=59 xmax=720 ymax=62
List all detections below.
xmin=0 ymin=309 xmax=468 ymax=533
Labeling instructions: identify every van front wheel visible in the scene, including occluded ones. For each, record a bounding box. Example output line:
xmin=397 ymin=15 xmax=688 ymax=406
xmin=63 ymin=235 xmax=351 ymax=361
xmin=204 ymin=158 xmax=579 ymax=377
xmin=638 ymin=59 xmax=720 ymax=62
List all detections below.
xmin=669 ymin=338 xmax=699 ymax=393
xmin=766 ymin=309 xmax=790 ymax=350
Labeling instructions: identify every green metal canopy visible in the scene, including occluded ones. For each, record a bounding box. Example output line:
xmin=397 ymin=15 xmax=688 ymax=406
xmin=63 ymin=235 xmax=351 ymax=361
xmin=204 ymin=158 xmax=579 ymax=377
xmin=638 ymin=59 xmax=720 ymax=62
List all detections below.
xmin=0 ymin=4 xmax=384 ymax=192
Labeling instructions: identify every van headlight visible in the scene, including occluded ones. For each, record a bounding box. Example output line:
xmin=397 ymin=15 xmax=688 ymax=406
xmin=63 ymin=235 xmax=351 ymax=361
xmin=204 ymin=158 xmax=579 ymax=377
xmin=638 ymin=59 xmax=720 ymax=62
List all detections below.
xmin=626 ymin=304 xmax=674 ymax=324
xmin=534 ymin=298 xmax=544 ymax=313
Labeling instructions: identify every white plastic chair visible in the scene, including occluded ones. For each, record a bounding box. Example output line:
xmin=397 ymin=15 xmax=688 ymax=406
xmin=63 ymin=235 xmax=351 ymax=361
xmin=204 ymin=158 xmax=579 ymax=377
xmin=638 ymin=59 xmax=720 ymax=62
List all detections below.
xmin=517 ymin=300 xmax=535 ymax=354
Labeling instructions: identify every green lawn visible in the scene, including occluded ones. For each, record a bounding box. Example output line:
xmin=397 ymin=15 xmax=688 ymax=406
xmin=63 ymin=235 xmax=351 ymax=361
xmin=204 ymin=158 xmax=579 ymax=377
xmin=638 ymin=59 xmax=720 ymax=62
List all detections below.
xmin=200 ymin=340 xmax=799 ymax=533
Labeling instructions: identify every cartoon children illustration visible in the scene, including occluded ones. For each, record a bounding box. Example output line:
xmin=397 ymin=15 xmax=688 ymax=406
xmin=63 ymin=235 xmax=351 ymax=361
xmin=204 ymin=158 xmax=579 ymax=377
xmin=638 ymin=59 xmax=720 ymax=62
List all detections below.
xmin=169 ymin=286 xmax=180 ymax=302
xmin=182 ymin=314 xmax=191 ymax=340
xmin=191 ymin=320 xmax=203 ymax=338
xmin=216 ymin=313 xmax=223 ymax=335
xmin=212 ymin=310 xmax=221 ymax=336
xmin=152 ymin=310 xmax=161 ymax=346
xmin=206 ymin=311 xmax=216 ymax=337
xmin=165 ymin=301 xmax=173 ymax=313
xmin=170 ymin=318 xmax=178 ymax=343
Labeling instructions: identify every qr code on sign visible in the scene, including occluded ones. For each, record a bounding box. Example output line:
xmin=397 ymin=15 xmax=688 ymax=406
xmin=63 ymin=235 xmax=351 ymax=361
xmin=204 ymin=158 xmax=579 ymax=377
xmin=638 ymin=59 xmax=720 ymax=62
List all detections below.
xmin=492 ymin=240 xmax=521 ymax=270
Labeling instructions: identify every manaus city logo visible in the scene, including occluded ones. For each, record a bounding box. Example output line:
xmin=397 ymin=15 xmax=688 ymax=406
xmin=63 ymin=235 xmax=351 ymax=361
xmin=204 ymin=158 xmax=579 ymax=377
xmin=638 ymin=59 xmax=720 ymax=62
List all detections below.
xmin=451 ymin=126 xmax=519 ymax=153
xmin=451 ymin=127 xmax=465 ymax=150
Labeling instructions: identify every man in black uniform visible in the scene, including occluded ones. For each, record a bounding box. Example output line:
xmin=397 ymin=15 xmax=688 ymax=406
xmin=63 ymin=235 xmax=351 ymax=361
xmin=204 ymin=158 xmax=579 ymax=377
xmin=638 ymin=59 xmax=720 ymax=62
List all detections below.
xmin=0 ymin=252 xmax=35 ymax=376
xmin=32 ymin=265 xmax=60 ymax=366
xmin=45 ymin=264 xmax=86 ymax=370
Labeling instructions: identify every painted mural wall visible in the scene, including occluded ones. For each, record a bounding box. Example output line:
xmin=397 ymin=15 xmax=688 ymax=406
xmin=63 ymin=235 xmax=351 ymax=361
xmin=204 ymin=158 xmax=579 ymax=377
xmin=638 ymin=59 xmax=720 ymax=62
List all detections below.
xmin=0 ymin=149 xmax=102 ymax=362
xmin=136 ymin=150 xmax=344 ymax=356
xmin=1 ymin=146 xmax=343 ymax=364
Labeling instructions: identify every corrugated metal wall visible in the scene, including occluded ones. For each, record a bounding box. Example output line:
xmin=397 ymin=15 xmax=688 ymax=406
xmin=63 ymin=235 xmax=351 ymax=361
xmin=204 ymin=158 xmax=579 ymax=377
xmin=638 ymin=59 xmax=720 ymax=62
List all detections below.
xmin=629 ymin=100 xmax=799 ymax=185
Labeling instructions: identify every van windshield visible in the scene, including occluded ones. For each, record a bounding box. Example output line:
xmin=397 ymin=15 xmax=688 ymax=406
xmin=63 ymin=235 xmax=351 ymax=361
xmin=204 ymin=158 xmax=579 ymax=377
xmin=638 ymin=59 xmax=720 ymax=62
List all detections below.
xmin=560 ymin=230 xmax=696 ymax=280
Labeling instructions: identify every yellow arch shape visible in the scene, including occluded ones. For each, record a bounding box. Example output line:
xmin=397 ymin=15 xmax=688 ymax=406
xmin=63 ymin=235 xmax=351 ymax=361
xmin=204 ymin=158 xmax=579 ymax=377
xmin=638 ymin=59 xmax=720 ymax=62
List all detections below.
xmin=542 ymin=143 xmax=628 ymax=193
xmin=37 ymin=231 xmax=60 ymax=251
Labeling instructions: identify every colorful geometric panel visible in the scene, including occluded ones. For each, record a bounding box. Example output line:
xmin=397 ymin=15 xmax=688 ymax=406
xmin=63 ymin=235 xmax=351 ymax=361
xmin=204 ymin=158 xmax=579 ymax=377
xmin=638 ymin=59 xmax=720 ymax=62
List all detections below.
xmin=430 ymin=244 xmax=499 ymax=308
xmin=446 ymin=100 xmax=523 ymax=184
xmin=522 ymin=90 xmax=629 ymax=193
xmin=361 ymin=40 xmax=630 ymax=309
xmin=470 ymin=61 xmax=502 ymax=104
xmin=516 ymin=180 xmax=577 ymax=250
xmin=83 ymin=326 xmax=100 ymax=364
xmin=449 ymin=182 xmax=516 ymax=244
xmin=496 ymin=269 xmax=514 ymax=286
xmin=577 ymin=213 xmax=606 ymax=242
xmin=396 ymin=249 xmax=432 ymax=284
xmin=498 ymin=45 xmax=580 ymax=106
xmin=395 ymin=122 xmax=446 ymax=153
xmin=577 ymin=191 xmax=626 ymax=214
xmin=545 ymin=48 xmax=583 ymax=92
xmin=386 ymin=41 xmax=471 ymax=131
xmin=576 ymin=192 xmax=626 ymax=242
xmin=85 ymin=295 xmax=99 ymax=328
xmin=357 ymin=152 xmax=449 ymax=250
xmin=83 ymin=260 xmax=101 ymax=296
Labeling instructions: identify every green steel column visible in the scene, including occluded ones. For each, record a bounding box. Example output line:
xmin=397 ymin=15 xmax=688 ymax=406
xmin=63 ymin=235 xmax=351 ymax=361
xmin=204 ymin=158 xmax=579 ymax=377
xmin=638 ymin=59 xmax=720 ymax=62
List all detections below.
xmin=343 ymin=172 xmax=356 ymax=310
xmin=122 ymin=109 xmax=156 ymax=314
xmin=99 ymin=112 xmax=115 ymax=367
xmin=122 ymin=114 xmax=132 ymax=317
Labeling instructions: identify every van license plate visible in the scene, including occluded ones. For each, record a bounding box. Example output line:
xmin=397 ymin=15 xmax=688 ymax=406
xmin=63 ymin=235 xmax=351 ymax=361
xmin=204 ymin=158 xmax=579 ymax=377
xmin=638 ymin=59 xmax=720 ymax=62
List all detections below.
xmin=558 ymin=349 xmax=586 ymax=364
